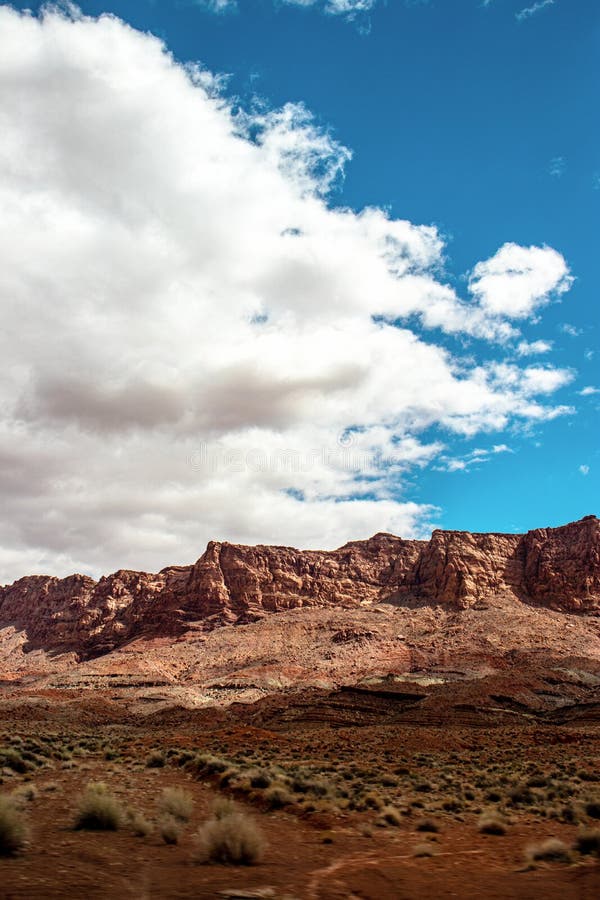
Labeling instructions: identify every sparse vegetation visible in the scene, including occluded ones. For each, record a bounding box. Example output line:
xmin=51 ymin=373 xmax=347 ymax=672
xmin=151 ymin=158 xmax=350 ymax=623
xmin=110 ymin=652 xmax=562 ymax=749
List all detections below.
xmin=526 ymin=838 xmax=572 ymax=864
xmin=0 ymin=796 xmax=28 ymax=856
xmin=194 ymin=803 xmax=264 ymax=865
xmin=574 ymin=828 xmax=600 ymax=856
xmin=159 ymin=815 xmax=181 ymax=845
xmin=478 ymin=811 xmax=507 ymax=835
xmin=74 ymin=783 xmax=124 ymax=831
xmin=158 ymin=786 xmax=194 ymax=822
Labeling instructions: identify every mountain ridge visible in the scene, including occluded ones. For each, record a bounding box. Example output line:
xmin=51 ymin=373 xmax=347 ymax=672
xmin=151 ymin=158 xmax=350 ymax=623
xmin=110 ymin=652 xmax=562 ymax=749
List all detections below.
xmin=0 ymin=515 xmax=598 ymax=663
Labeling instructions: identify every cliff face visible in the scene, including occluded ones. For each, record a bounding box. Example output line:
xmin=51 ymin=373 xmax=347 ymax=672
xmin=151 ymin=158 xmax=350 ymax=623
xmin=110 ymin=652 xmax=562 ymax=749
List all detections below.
xmin=0 ymin=516 xmax=598 ymax=659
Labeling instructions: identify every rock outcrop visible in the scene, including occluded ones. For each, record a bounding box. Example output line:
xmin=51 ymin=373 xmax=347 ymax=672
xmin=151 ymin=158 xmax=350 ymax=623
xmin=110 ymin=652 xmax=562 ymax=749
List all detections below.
xmin=0 ymin=516 xmax=598 ymax=659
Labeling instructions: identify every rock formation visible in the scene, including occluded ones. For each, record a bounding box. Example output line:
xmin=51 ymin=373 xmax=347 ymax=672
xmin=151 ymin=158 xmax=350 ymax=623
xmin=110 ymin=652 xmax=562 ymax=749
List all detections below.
xmin=0 ymin=516 xmax=598 ymax=660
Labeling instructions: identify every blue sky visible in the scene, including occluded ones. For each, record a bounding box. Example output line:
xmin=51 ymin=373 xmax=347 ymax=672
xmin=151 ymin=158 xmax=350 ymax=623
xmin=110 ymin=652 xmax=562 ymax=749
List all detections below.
xmin=0 ymin=1 xmax=598 ymax=578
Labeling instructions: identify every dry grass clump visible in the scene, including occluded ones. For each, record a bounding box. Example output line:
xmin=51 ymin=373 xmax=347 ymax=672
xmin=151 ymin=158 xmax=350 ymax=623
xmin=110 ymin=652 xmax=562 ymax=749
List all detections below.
xmin=194 ymin=802 xmax=264 ymax=865
xmin=74 ymin=782 xmax=124 ymax=831
xmin=574 ymin=828 xmax=600 ymax=856
xmin=378 ymin=805 xmax=402 ymax=827
xmin=145 ymin=750 xmax=166 ymax=769
xmin=263 ymin=784 xmax=294 ymax=810
xmin=478 ymin=811 xmax=507 ymax=835
xmin=158 ymin=787 xmax=194 ymax=822
xmin=11 ymin=785 xmax=38 ymax=807
xmin=415 ymin=817 xmax=440 ymax=833
xmin=0 ymin=796 xmax=28 ymax=856
xmin=584 ymin=800 xmax=600 ymax=819
xmin=526 ymin=838 xmax=572 ymax=864
xmin=159 ymin=815 xmax=181 ymax=845
xmin=212 ymin=797 xmax=237 ymax=820
xmin=128 ymin=810 xmax=153 ymax=837
xmin=413 ymin=841 xmax=438 ymax=857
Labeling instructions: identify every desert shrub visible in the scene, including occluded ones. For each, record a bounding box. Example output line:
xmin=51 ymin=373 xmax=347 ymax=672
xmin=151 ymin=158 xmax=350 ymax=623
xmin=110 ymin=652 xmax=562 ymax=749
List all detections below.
xmin=291 ymin=775 xmax=329 ymax=798
xmin=159 ymin=815 xmax=181 ymax=845
xmin=128 ymin=810 xmax=153 ymax=837
xmin=526 ymin=838 xmax=572 ymax=864
xmin=74 ymin=783 xmax=123 ymax=831
xmin=249 ymin=770 xmax=271 ymax=789
xmin=194 ymin=808 xmax=264 ymax=865
xmin=0 ymin=749 xmax=29 ymax=774
xmin=146 ymin=750 xmax=165 ymax=769
xmin=508 ymin=784 xmax=533 ymax=806
xmin=381 ymin=775 xmax=398 ymax=787
xmin=0 ymin=796 xmax=28 ymax=856
xmin=158 ymin=787 xmax=194 ymax=822
xmin=578 ymin=770 xmax=599 ymax=783
xmin=362 ymin=791 xmax=384 ymax=811
xmin=478 ymin=811 xmax=507 ymax=835
xmin=416 ymin=818 xmax=440 ymax=833
xmin=12 ymin=785 xmax=38 ymax=806
xmin=585 ymin=800 xmax=600 ymax=819
xmin=413 ymin=841 xmax=437 ymax=857
xmin=377 ymin=805 xmax=402 ymax=827
xmin=212 ymin=797 xmax=237 ymax=820
xmin=574 ymin=828 xmax=600 ymax=856
xmin=263 ymin=785 xmax=294 ymax=810
xmin=190 ymin=753 xmax=228 ymax=776
xmin=414 ymin=781 xmax=433 ymax=793
xmin=559 ymin=804 xmax=578 ymax=824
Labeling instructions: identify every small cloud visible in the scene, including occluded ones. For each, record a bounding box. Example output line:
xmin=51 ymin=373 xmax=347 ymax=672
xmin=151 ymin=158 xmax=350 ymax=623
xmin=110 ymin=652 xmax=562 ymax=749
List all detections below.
xmin=516 ymin=0 xmax=555 ymax=22
xmin=560 ymin=323 xmax=581 ymax=337
xmin=579 ymin=386 xmax=600 ymax=396
xmin=516 ymin=339 xmax=552 ymax=356
xmin=584 ymin=349 xmax=595 ymax=361
xmin=436 ymin=443 xmax=511 ymax=473
xmin=579 ymin=464 xmax=590 ymax=476
xmin=593 ymin=173 xmax=600 ymax=191
xmin=196 ymin=0 xmax=237 ymax=12
xmin=548 ymin=156 xmax=566 ymax=178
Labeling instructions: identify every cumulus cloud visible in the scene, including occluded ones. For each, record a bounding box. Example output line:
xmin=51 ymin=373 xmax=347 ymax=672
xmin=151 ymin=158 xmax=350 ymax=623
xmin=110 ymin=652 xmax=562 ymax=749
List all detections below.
xmin=516 ymin=339 xmax=553 ymax=356
xmin=0 ymin=7 xmax=575 ymax=581
xmin=468 ymin=243 xmax=572 ymax=319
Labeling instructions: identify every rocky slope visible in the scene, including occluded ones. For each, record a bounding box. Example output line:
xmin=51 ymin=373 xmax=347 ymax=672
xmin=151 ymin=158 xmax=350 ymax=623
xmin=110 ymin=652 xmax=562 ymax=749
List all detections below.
xmin=0 ymin=516 xmax=598 ymax=662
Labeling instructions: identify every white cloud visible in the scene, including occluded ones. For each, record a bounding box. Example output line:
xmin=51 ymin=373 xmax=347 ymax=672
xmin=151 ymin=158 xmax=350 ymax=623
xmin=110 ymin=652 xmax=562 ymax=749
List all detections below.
xmin=435 ymin=442 xmax=511 ymax=474
xmin=516 ymin=339 xmax=553 ymax=356
xmin=579 ymin=386 xmax=599 ymax=396
xmin=289 ymin=0 xmax=377 ymax=13
xmin=579 ymin=465 xmax=590 ymax=476
xmin=468 ymin=243 xmax=572 ymax=319
xmin=560 ymin=323 xmax=582 ymax=337
xmin=516 ymin=0 xmax=555 ymax=22
xmin=0 ymin=7 xmax=575 ymax=581
xmin=197 ymin=0 xmax=378 ymax=18
xmin=548 ymin=156 xmax=565 ymax=177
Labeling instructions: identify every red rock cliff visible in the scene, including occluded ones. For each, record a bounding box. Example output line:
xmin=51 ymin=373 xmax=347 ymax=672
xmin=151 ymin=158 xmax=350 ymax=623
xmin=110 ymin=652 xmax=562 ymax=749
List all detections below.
xmin=0 ymin=516 xmax=598 ymax=658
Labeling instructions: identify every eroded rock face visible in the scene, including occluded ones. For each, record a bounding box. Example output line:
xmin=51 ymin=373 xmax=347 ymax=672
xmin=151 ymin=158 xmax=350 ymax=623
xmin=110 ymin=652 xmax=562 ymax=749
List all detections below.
xmin=0 ymin=517 xmax=598 ymax=658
